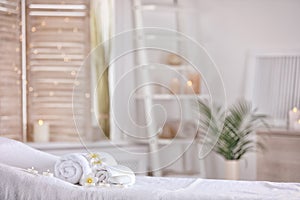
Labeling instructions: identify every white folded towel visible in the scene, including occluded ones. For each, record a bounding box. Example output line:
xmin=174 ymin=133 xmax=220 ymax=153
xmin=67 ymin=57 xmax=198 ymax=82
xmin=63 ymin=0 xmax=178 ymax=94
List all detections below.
xmin=54 ymin=153 xmax=92 ymax=184
xmin=107 ymin=165 xmax=136 ymax=185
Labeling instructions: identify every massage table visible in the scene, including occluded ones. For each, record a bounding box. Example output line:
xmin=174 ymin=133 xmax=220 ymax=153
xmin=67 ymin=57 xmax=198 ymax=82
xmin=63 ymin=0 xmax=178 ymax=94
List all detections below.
xmin=0 ymin=137 xmax=299 ymax=200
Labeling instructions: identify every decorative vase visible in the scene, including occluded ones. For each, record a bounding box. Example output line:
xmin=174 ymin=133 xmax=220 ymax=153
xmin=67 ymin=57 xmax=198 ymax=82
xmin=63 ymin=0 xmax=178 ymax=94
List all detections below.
xmin=225 ymin=160 xmax=240 ymax=180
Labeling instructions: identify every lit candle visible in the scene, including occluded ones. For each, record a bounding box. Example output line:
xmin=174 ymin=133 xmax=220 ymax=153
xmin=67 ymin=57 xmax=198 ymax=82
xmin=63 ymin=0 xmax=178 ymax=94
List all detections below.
xmin=169 ymin=78 xmax=180 ymax=94
xmin=33 ymin=120 xmax=50 ymax=142
xmin=188 ymin=73 xmax=201 ymax=94
xmin=42 ymin=169 xmax=54 ymax=177
xmin=27 ymin=167 xmax=38 ymax=175
xmin=185 ymin=81 xmax=194 ymax=94
xmin=289 ymin=107 xmax=300 ymax=129
xmin=294 ymin=120 xmax=300 ymax=131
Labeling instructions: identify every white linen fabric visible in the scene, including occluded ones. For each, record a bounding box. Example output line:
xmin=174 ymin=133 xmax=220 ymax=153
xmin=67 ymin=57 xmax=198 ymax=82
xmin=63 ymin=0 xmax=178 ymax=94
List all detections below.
xmin=0 ymin=163 xmax=299 ymax=200
xmin=0 ymin=137 xmax=58 ymax=172
xmin=107 ymin=165 xmax=136 ymax=185
xmin=54 ymin=153 xmax=92 ymax=184
xmin=94 ymin=168 xmax=110 ymax=183
xmin=55 ymin=152 xmax=135 ymax=186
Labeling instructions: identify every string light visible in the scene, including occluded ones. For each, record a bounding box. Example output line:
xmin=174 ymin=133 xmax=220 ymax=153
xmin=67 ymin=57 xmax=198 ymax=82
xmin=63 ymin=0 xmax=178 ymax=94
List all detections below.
xmin=33 ymin=49 xmax=38 ymax=55
xmin=41 ymin=20 xmax=46 ymax=26
xmin=73 ymin=27 xmax=78 ymax=33
xmin=64 ymin=57 xmax=69 ymax=62
xmin=71 ymin=71 xmax=76 ymax=76
xmin=31 ymin=27 xmax=36 ymax=32
xmin=29 ymin=87 xmax=33 ymax=92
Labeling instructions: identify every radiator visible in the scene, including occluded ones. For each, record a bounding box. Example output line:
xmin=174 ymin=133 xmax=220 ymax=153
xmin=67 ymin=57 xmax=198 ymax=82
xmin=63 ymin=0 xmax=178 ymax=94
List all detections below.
xmin=250 ymin=54 xmax=300 ymax=126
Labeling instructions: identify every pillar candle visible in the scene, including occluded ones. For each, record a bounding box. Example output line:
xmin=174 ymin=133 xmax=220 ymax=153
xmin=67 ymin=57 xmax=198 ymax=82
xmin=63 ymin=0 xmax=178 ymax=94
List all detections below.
xmin=33 ymin=120 xmax=50 ymax=142
xmin=188 ymin=73 xmax=201 ymax=94
xmin=294 ymin=120 xmax=300 ymax=131
xmin=169 ymin=78 xmax=180 ymax=94
xmin=289 ymin=107 xmax=300 ymax=129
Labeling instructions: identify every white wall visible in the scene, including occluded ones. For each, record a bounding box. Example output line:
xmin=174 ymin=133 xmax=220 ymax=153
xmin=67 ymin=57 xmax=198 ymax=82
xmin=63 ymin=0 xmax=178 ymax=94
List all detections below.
xmin=112 ymin=0 xmax=300 ymax=180
xmin=196 ymin=0 xmax=300 ymax=104
xmin=195 ymin=0 xmax=300 ymax=180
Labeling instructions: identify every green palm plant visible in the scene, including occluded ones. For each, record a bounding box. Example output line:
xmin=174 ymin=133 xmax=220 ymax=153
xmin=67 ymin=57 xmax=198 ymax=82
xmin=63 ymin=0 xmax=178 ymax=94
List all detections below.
xmin=197 ymin=99 xmax=268 ymax=160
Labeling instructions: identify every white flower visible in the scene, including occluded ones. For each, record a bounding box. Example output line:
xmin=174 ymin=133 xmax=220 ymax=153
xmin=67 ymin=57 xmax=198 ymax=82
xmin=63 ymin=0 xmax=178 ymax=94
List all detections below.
xmin=87 ymin=153 xmax=100 ymax=160
xmin=80 ymin=174 xmax=98 ymax=187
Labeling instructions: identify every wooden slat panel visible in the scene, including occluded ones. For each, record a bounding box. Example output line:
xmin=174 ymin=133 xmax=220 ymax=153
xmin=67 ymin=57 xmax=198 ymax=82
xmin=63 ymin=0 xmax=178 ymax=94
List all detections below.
xmin=0 ymin=0 xmax=22 ymax=140
xmin=27 ymin=0 xmax=91 ymax=142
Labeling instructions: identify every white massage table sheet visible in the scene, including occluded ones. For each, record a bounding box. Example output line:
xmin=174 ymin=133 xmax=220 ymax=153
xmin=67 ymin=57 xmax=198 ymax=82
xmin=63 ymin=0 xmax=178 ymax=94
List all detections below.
xmin=0 ymin=163 xmax=299 ymax=200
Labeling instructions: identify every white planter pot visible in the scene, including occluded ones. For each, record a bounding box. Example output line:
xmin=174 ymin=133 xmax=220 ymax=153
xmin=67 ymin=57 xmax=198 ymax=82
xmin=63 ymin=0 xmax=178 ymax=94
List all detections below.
xmin=225 ymin=160 xmax=240 ymax=180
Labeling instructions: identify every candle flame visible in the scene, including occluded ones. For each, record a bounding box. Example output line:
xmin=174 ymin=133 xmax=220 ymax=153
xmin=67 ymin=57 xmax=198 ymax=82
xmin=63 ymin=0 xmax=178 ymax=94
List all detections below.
xmin=187 ymin=81 xmax=193 ymax=86
xmin=38 ymin=120 xmax=44 ymax=126
xmin=293 ymin=107 xmax=298 ymax=112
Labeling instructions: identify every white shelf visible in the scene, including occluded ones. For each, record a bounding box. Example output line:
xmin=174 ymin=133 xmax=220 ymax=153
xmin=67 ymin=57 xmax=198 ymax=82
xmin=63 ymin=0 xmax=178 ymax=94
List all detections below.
xmin=157 ymin=138 xmax=196 ymax=145
xmin=135 ymin=94 xmax=209 ymax=100
xmin=142 ymin=64 xmax=191 ymax=71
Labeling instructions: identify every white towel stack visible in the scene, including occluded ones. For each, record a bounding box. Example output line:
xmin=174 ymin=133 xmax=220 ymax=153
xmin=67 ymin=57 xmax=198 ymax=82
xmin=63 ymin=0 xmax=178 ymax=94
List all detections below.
xmin=54 ymin=152 xmax=135 ymax=186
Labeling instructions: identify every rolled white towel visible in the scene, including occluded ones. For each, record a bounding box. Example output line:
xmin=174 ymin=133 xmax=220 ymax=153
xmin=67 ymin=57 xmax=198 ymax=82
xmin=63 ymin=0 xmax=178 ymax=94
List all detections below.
xmin=94 ymin=167 xmax=110 ymax=183
xmin=54 ymin=153 xmax=92 ymax=184
xmin=107 ymin=165 xmax=136 ymax=186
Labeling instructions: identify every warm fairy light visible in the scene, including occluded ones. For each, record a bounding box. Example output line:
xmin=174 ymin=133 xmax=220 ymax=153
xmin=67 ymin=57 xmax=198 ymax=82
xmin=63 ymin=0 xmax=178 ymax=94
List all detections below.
xmin=187 ymin=81 xmax=193 ymax=86
xmin=49 ymin=91 xmax=54 ymax=96
xmin=71 ymin=71 xmax=76 ymax=76
xmin=293 ymin=107 xmax=298 ymax=112
xmin=73 ymin=27 xmax=78 ymax=33
xmin=33 ymin=49 xmax=38 ymax=55
xmin=41 ymin=21 xmax=46 ymax=26
xmin=298 ymin=119 xmax=300 ymax=124
xmin=29 ymin=87 xmax=33 ymax=92
xmin=38 ymin=120 xmax=44 ymax=126
xmin=31 ymin=27 xmax=36 ymax=32
xmin=64 ymin=17 xmax=69 ymax=23
xmin=15 ymin=48 xmax=20 ymax=52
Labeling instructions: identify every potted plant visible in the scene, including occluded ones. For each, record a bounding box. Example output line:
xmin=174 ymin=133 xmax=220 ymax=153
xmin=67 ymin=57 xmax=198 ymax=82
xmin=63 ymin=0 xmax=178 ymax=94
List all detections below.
xmin=197 ymin=99 xmax=267 ymax=180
